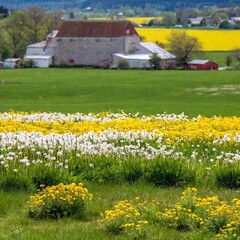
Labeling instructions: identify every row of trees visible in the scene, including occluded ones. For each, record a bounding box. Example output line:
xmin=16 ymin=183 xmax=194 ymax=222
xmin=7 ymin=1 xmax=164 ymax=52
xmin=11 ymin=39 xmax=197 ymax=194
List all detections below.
xmin=143 ymin=7 xmax=240 ymax=27
xmin=0 ymin=6 xmax=63 ymax=60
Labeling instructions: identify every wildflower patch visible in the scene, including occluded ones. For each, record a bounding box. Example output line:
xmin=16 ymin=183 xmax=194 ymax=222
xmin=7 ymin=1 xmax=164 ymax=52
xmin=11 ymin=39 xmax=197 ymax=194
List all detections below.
xmin=27 ymin=183 xmax=93 ymax=219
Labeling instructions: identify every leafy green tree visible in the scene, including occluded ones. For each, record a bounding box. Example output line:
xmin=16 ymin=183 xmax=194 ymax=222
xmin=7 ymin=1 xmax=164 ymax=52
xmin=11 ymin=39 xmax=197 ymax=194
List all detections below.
xmin=45 ymin=10 xmax=64 ymax=34
xmin=149 ymin=53 xmax=161 ymax=70
xmin=0 ymin=28 xmax=10 ymax=60
xmin=226 ymin=55 xmax=232 ymax=67
xmin=219 ymin=19 xmax=231 ymax=29
xmin=167 ymin=30 xmax=202 ymax=67
xmin=24 ymin=6 xmax=46 ymax=43
xmin=231 ymin=49 xmax=240 ymax=63
xmin=4 ymin=11 xmax=29 ymax=57
xmin=160 ymin=12 xmax=176 ymax=26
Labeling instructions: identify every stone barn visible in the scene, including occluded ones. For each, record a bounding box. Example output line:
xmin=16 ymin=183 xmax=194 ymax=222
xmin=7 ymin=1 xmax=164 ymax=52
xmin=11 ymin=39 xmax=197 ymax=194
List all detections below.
xmin=25 ymin=20 xmax=176 ymax=69
xmin=51 ymin=20 xmax=140 ymax=67
xmin=186 ymin=60 xmax=218 ymax=70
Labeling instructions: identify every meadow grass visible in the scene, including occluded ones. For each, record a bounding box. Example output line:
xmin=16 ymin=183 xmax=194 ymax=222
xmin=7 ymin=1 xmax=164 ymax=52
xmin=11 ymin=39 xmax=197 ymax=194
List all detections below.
xmin=203 ymin=51 xmax=240 ymax=67
xmin=0 ymin=68 xmax=240 ymax=116
xmin=0 ymin=183 xmax=238 ymax=240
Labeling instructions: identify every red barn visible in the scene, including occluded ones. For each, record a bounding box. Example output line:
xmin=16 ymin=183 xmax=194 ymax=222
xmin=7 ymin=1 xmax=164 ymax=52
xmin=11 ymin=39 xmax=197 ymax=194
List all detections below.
xmin=186 ymin=60 xmax=218 ymax=70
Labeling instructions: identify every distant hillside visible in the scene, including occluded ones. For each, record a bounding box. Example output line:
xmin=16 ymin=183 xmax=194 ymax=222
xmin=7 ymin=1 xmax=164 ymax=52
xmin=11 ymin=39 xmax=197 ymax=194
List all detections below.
xmin=1 ymin=0 xmax=240 ymax=10
xmin=82 ymin=0 xmax=240 ymax=10
xmin=0 ymin=0 xmax=85 ymax=10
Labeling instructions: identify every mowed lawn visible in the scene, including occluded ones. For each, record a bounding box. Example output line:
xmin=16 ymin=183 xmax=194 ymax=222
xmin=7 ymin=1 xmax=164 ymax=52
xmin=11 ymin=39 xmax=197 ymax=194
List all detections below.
xmin=0 ymin=68 xmax=240 ymax=116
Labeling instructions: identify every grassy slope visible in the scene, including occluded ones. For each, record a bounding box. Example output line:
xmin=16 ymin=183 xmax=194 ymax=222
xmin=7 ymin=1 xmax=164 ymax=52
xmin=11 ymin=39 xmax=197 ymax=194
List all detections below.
xmin=0 ymin=68 xmax=240 ymax=116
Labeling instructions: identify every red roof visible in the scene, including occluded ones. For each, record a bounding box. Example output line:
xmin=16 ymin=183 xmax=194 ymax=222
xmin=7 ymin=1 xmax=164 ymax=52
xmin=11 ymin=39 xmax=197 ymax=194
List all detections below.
xmin=56 ymin=20 xmax=139 ymax=38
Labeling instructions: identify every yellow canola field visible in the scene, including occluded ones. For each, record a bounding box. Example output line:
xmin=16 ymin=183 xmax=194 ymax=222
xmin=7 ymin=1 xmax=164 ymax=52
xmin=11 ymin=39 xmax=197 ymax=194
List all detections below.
xmin=136 ymin=28 xmax=240 ymax=51
xmin=127 ymin=17 xmax=159 ymax=25
xmin=0 ymin=116 xmax=240 ymax=142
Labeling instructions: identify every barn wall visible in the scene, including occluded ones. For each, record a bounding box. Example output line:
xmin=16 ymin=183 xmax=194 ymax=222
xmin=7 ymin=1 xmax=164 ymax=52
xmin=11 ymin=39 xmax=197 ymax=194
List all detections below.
xmin=26 ymin=47 xmax=45 ymax=56
xmin=52 ymin=35 xmax=139 ymax=66
xmin=187 ymin=62 xmax=218 ymax=70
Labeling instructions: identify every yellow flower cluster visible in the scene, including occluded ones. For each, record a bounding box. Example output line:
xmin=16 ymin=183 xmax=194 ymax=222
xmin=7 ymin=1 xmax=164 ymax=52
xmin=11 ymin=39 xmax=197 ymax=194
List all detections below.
xmin=157 ymin=188 xmax=240 ymax=237
xmin=1 ymin=113 xmax=240 ymax=144
xmin=99 ymin=199 xmax=149 ymax=237
xmin=28 ymin=183 xmax=92 ymax=206
xmin=99 ymin=200 xmax=141 ymax=222
xmin=27 ymin=183 xmax=93 ymax=219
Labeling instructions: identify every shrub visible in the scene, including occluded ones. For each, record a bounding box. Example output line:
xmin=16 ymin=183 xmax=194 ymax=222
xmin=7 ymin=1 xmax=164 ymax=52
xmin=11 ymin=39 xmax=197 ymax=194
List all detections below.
xmin=31 ymin=167 xmax=70 ymax=189
xmin=215 ymin=163 xmax=240 ymax=189
xmin=118 ymin=59 xmax=129 ymax=69
xmin=27 ymin=183 xmax=93 ymax=219
xmin=20 ymin=59 xmax=35 ymax=68
xmin=69 ymin=157 xmax=122 ymax=183
xmin=145 ymin=158 xmax=195 ymax=187
xmin=0 ymin=173 xmax=34 ymax=192
xmin=121 ymin=159 xmax=144 ymax=183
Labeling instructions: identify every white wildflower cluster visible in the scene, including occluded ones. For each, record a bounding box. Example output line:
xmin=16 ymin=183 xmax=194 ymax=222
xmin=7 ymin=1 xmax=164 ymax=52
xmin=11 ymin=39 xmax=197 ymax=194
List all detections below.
xmin=0 ymin=131 xmax=183 ymax=170
xmin=0 ymin=111 xmax=189 ymax=123
xmin=0 ymin=129 xmax=239 ymax=172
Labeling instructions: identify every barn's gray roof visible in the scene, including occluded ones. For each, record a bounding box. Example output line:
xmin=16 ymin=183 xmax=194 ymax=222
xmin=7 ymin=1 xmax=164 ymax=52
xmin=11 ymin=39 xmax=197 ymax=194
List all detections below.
xmin=114 ymin=53 xmax=151 ymax=60
xmin=140 ymin=42 xmax=176 ymax=59
xmin=24 ymin=55 xmax=52 ymax=60
xmin=27 ymin=41 xmax=46 ymax=48
xmin=188 ymin=17 xmax=205 ymax=25
xmin=188 ymin=60 xmax=210 ymax=65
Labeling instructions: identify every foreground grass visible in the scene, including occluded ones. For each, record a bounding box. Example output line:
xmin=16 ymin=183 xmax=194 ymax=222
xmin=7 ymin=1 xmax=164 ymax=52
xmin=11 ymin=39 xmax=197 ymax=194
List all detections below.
xmin=0 ymin=183 xmax=238 ymax=240
xmin=0 ymin=68 xmax=240 ymax=116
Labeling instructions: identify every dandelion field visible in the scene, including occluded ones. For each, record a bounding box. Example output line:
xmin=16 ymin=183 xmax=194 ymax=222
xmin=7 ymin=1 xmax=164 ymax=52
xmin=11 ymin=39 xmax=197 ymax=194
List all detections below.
xmin=0 ymin=111 xmax=240 ymax=239
xmin=0 ymin=69 xmax=240 ymax=239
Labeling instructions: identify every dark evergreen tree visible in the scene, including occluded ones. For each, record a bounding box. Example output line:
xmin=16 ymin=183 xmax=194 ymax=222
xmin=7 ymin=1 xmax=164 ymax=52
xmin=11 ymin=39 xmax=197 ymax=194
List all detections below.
xmin=0 ymin=5 xmax=9 ymax=18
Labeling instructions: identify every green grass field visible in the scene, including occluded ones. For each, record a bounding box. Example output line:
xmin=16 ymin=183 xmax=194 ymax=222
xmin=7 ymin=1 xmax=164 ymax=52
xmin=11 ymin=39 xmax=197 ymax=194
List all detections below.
xmin=0 ymin=68 xmax=240 ymax=116
xmin=0 ymin=183 xmax=238 ymax=240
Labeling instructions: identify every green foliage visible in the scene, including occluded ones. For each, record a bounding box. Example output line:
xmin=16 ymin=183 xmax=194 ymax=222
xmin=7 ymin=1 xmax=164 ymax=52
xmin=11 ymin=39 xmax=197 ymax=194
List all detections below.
xmin=0 ymin=5 xmax=8 ymax=18
xmin=167 ymin=30 xmax=202 ymax=67
xmin=215 ymin=163 xmax=240 ymax=189
xmin=118 ymin=59 xmax=129 ymax=69
xmin=0 ymin=172 xmax=34 ymax=192
xmin=20 ymin=59 xmax=35 ymax=68
xmin=31 ymin=167 xmax=71 ymax=189
xmin=226 ymin=55 xmax=233 ymax=67
xmin=121 ymin=159 xmax=144 ymax=183
xmin=145 ymin=158 xmax=196 ymax=187
xmin=219 ymin=20 xmax=232 ymax=29
xmin=149 ymin=52 xmax=161 ymax=70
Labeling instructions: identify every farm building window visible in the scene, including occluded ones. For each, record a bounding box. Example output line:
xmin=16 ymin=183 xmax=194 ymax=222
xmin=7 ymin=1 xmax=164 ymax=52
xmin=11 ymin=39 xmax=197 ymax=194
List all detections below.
xmin=57 ymin=39 xmax=62 ymax=42
xmin=69 ymin=59 xmax=75 ymax=64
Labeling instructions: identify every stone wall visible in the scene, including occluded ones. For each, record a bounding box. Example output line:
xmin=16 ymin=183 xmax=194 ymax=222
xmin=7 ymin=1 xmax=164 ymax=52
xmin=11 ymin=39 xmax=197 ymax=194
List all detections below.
xmin=51 ymin=35 xmax=140 ymax=66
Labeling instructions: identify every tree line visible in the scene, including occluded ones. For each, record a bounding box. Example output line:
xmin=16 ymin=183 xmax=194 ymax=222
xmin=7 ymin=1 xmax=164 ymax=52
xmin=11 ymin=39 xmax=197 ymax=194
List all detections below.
xmin=1 ymin=0 xmax=240 ymax=11
xmin=0 ymin=6 xmax=63 ymax=60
